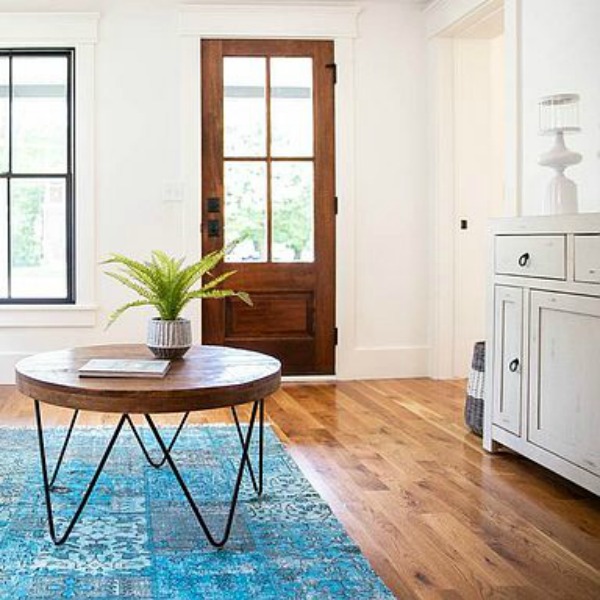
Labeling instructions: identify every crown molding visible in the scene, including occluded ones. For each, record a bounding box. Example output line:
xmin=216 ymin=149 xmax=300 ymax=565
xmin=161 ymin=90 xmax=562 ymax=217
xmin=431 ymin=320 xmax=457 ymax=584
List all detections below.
xmin=0 ymin=12 xmax=99 ymax=44
xmin=424 ymin=0 xmax=501 ymax=37
xmin=178 ymin=3 xmax=361 ymax=39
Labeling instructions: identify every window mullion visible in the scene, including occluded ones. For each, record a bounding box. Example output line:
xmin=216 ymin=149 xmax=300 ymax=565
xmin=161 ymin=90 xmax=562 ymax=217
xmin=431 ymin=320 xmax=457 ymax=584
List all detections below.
xmin=7 ymin=53 xmax=12 ymax=299
xmin=266 ymin=56 xmax=272 ymax=263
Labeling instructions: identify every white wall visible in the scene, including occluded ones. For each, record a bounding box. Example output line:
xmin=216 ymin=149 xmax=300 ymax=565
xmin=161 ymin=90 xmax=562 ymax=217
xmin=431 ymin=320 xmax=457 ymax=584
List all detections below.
xmin=0 ymin=0 xmax=430 ymax=382
xmin=453 ymin=34 xmax=504 ymax=378
xmin=520 ymin=0 xmax=600 ymax=215
xmin=352 ymin=0 xmax=430 ymax=375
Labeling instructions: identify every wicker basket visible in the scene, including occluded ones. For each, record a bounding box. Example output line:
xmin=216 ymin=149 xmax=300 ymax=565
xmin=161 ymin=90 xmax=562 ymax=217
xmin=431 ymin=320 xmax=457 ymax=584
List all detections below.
xmin=464 ymin=341 xmax=485 ymax=436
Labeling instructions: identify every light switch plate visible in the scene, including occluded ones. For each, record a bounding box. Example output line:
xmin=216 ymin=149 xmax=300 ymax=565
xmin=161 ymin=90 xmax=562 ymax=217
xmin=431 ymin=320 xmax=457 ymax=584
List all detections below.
xmin=162 ymin=180 xmax=185 ymax=204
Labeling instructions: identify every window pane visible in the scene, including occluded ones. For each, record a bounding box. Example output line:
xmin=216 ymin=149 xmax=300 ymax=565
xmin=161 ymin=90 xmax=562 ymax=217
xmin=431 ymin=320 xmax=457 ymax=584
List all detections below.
xmin=0 ymin=58 xmax=8 ymax=173
xmin=271 ymin=58 xmax=313 ymax=157
xmin=224 ymin=161 xmax=267 ymax=262
xmin=10 ymin=178 xmax=67 ymax=298
xmin=272 ymin=162 xmax=314 ymax=262
xmin=0 ymin=180 xmax=7 ymax=297
xmin=12 ymin=56 xmax=69 ymax=174
xmin=224 ymin=58 xmax=266 ymax=158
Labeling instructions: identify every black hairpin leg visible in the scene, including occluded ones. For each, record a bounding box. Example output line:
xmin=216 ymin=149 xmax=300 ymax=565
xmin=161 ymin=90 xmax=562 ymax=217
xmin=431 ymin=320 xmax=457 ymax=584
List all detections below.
xmin=231 ymin=398 xmax=264 ymax=495
xmin=33 ymin=399 xmax=265 ymax=547
xmin=48 ymin=408 xmax=79 ymax=489
xmin=34 ymin=400 xmax=126 ymax=546
xmin=126 ymin=412 xmax=189 ymax=468
xmin=144 ymin=399 xmax=262 ymax=548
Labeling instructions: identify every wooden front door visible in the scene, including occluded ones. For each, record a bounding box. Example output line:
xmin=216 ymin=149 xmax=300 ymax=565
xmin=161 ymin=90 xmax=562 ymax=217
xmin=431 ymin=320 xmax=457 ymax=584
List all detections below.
xmin=201 ymin=39 xmax=336 ymax=375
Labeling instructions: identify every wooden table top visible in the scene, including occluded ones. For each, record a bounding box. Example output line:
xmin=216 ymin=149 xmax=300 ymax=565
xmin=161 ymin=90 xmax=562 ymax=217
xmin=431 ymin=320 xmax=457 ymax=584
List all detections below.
xmin=15 ymin=344 xmax=281 ymax=414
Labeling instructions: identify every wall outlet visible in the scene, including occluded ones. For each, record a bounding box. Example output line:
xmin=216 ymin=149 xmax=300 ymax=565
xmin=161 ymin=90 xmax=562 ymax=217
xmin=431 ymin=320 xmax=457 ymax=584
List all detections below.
xmin=162 ymin=180 xmax=185 ymax=204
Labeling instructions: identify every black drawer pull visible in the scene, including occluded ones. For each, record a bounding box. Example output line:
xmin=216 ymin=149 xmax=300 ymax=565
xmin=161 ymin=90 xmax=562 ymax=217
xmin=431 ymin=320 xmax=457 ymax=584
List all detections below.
xmin=518 ymin=252 xmax=530 ymax=267
xmin=508 ymin=358 xmax=520 ymax=373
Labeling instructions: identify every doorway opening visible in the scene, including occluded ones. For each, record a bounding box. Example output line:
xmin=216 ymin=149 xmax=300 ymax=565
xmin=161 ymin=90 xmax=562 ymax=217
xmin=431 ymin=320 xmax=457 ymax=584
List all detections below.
xmin=431 ymin=2 xmax=507 ymax=378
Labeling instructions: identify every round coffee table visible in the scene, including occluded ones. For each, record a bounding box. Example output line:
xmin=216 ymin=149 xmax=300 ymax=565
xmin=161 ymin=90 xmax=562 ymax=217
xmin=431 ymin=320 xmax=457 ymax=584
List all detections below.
xmin=15 ymin=344 xmax=281 ymax=547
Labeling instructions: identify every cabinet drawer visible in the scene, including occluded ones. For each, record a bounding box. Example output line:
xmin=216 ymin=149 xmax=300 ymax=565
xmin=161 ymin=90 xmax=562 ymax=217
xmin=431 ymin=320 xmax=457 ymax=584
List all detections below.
xmin=495 ymin=235 xmax=566 ymax=279
xmin=574 ymin=235 xmax=600 ymax=284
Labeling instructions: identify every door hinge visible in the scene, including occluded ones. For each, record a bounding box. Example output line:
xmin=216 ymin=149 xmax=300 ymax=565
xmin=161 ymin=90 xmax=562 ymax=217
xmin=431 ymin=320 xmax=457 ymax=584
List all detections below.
xmin=334 ymin=327 xmax=339 ymax=346
xmin=326 ymin=63 xmax=337 ymax=85
xmin=334 ymin=196 xmax=339 ymax=215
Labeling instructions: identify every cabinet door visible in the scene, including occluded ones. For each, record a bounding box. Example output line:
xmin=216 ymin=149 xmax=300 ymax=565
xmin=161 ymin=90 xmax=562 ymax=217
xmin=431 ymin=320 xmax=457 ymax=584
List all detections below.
xmin=492 ymin=286 xmax=523 ymax=435
xmin=529 ymin=291 xmax=600 ymax=476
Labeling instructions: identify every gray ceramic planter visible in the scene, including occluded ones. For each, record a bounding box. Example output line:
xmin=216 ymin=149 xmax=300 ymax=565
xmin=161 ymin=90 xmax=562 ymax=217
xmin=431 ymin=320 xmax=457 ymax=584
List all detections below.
xmin=147 ymin=318 xmax=192 ymax=359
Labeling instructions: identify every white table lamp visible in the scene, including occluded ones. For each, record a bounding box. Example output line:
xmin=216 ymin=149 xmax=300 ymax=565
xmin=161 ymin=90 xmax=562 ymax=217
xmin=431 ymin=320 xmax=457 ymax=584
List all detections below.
xmin=538 ymin=93 xmax=582 ymax=215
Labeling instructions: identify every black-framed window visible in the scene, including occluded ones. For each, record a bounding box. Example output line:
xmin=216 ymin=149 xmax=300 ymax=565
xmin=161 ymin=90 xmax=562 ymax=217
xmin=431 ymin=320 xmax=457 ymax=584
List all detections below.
xmin=0 ymin=48 xmax=75 ymax=304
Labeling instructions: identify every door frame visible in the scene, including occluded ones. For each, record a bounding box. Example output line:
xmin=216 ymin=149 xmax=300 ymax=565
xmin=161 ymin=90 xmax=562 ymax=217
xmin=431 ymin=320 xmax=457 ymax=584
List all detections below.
xmin=426 ymin=0 xmax=520 ymax=378
xmin=200 ymin=38 xmax=336 ymax=375
xmin=176 ymin=3 xmax=361 ymax=379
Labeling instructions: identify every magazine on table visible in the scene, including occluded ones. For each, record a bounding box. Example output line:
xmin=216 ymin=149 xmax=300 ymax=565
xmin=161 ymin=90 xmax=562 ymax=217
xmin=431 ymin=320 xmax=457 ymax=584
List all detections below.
xmin=78 ymin=359 xmax=171 ymax=379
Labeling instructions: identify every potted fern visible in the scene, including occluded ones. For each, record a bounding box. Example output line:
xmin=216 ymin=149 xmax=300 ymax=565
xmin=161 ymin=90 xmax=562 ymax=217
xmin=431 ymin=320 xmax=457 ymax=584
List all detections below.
xmin=103 ymin=248 xmax=251 ymax=358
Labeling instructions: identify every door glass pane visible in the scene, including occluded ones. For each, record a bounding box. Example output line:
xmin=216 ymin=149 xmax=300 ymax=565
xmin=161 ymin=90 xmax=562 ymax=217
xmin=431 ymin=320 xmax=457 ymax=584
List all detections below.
xmin=12 ymin=55 xmax=69 ymax=174
xmin=224 ymin=57 xmax=266 ymax=158
xmin=0 ymin=180 xmax=7 ymax=297
xmin=0 ymin=58 xmax=8 ymax=173
xmin=271 ymin=58 xmax=313 ymax=157
xmin=272 ymin=162 xmax=314 ymax=262
xmin=224 ymin=161 xmax=267 ymax=262
xmin=10 ymin=178 xmax=67 ymax=298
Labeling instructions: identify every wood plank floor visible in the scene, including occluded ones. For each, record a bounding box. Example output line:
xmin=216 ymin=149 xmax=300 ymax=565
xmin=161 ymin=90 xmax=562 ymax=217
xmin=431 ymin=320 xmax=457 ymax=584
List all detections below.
xmin=1 ymin=379 xmax=599 ymax=599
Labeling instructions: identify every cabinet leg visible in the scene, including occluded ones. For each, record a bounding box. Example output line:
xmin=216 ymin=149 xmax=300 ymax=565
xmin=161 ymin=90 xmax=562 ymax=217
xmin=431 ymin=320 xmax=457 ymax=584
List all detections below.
xmin=483 ymin=434 xmax=501 ymax=453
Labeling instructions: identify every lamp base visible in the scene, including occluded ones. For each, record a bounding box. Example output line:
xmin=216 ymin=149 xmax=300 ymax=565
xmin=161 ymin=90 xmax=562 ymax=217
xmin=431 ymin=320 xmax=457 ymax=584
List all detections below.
xmin=544 ymin=171 xmax=578 ymax=215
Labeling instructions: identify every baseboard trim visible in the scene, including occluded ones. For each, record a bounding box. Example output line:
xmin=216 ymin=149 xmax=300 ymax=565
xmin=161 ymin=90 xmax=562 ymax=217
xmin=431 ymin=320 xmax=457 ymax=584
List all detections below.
xmin=337 ymin=345 xmax=429 ymax=380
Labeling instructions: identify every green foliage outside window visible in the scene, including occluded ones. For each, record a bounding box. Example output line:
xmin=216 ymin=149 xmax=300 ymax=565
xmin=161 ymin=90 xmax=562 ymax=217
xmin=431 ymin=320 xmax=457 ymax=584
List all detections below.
xmin=12 ymin=186 xmax=43 ymax=267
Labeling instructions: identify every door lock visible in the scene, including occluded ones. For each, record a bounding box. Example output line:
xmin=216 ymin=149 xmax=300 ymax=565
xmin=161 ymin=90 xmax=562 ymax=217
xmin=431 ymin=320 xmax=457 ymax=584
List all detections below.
xmin=207 ymin=219 xmax=220 ymax=238
xmin=207 ymin=197 xmax=220 ymax=213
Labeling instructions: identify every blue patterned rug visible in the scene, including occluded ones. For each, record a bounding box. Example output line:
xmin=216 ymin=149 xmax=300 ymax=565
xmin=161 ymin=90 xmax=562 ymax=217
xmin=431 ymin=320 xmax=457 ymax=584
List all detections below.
xmin=0 ymin=424 xmax=393 ymax=599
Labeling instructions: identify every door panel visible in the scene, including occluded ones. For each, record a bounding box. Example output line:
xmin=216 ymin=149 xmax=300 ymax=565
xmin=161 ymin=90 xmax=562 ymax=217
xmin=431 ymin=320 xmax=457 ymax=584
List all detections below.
xmin=529 ymin=291 xmax=600 ymax=476
xmin=225 ymin=292 xmax=314 ymax=338
xmin=201 ymin=40 xmax=335 ymax=375
xmin=492 ymin=285 xmax=523 ymax=436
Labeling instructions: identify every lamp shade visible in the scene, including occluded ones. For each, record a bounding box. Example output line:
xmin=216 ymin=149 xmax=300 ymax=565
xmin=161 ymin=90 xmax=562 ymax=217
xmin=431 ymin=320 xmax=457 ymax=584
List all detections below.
xmin=539 ymin=93 xmax=580 ymax=135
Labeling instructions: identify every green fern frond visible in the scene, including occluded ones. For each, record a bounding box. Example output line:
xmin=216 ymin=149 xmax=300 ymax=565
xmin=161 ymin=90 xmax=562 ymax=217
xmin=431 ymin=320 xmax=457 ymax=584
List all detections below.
xmin=103 ymin=245 xmax=252 ymax=327
xmin=106 ymin=299 xmax=152 ymax=330
xmin=183 ymin=288 xmax=253 ymax=305
xmin=104 ymin=271 xmax=155 ymax=302
xmin=201 ymin=270 xmax=236 ymax=291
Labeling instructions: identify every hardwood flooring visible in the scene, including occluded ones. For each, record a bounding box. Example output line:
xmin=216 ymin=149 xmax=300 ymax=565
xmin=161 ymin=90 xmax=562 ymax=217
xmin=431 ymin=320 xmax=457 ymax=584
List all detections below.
xmin=1 ymin=379 xmax=599 ymax=599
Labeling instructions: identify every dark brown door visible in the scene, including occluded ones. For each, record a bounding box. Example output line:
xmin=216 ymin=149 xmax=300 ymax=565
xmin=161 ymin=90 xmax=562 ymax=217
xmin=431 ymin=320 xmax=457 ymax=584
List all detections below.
xmin=201 ymin=39 xmax=335 ymax=375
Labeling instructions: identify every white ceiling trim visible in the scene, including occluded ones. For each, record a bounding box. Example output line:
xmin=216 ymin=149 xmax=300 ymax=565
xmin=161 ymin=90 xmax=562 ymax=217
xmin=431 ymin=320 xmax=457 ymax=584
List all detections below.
xmin=424 ymin=0 xmax=501 ymax=38
xmin=177 ymin=3 xmax=361 ymax=39
xmin=0 ymin=12 xmax=99 ymax=44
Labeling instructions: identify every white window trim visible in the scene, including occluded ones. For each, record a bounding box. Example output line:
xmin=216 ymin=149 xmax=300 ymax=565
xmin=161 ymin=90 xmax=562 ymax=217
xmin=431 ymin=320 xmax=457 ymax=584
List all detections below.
xmin=0 ymin=13 xmax=99 ymax=328
xmin=177 ymin=3 xmax=364 ymax=378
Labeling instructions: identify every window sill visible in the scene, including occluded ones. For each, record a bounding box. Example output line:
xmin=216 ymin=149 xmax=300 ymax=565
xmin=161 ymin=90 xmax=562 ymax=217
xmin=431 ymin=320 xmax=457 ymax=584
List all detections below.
xmin=0 ymin=304 xmax=98 ymax=328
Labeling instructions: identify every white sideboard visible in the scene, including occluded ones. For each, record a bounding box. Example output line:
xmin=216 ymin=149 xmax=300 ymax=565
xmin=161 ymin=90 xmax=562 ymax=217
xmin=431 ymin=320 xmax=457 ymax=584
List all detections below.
xmin=484 ymin=214 xmax=600 ymax=495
